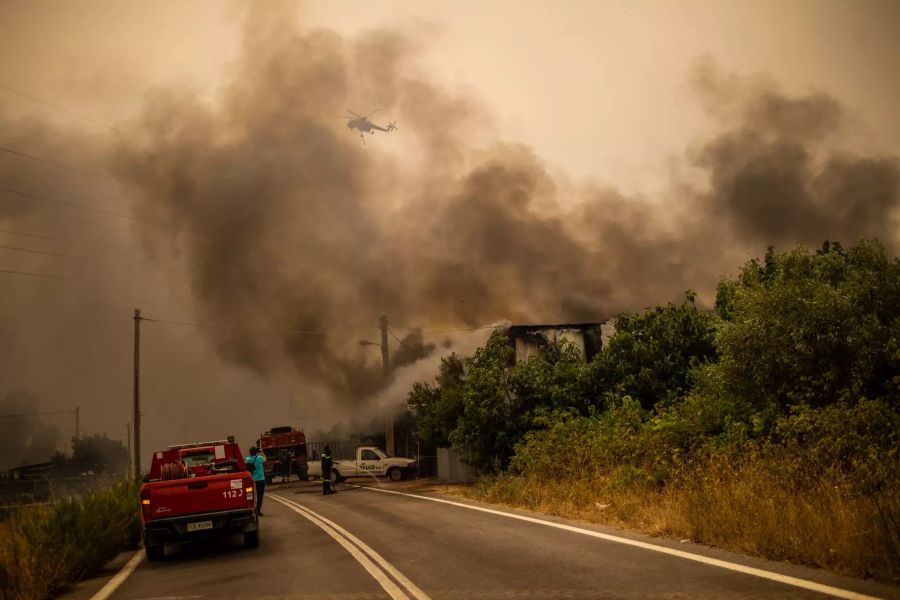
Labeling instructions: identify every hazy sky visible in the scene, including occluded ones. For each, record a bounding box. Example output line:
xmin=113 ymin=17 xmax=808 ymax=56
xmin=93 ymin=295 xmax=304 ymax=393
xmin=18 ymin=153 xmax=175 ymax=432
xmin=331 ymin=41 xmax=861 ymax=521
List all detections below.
xmin=0 ymin=1 xmax=898 ymax=464
xmin=2 ymin=1 xmax=899 ymax=190
xmin=315 ymin=0 xmax=900 ymax=193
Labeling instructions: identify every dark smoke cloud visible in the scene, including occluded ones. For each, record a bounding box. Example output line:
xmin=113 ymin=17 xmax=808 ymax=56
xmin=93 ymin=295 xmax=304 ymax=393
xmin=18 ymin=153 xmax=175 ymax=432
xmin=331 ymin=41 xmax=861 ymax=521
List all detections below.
xmin=0 ymin=391 xmax=61 ymax=470
xmin=107 ymin=5 xmax=899 ymax=407
xmin=689 ymin=58 xmax=900 ymax=249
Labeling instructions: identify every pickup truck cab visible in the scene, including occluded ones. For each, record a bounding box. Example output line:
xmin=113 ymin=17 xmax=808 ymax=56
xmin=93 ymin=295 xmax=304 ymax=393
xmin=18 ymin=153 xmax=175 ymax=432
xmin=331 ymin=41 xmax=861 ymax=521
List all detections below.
xmin=330 ymin=446 xmax=416 ymax=482
xmin=139 ymin=439 xmax=259 ymax=561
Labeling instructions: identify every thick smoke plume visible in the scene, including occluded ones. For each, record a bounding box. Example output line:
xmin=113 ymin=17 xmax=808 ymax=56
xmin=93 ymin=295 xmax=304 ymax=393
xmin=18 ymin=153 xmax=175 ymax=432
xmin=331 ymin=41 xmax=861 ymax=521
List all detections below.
xmin=0 ymin=391 xmax=61 ymax=470
xmin=109 ymin=4 xmax=899 ymax=410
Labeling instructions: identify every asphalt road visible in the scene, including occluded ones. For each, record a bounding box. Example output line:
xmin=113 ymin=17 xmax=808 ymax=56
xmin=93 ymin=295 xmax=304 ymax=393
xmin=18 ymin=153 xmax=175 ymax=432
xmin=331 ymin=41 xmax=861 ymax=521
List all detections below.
xmin=92 ymin=480 xmax=897 ymax=600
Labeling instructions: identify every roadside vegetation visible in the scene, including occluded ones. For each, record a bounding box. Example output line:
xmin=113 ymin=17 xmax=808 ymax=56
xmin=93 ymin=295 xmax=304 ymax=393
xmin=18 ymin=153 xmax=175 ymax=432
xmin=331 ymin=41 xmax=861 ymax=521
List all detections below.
xmin=408 ymin=240 xmax=900 ymax=582
xmin=50 ymin=434 xmax=130 ymax=476
xmin=0 ymin=480 xmax=139 ymax=600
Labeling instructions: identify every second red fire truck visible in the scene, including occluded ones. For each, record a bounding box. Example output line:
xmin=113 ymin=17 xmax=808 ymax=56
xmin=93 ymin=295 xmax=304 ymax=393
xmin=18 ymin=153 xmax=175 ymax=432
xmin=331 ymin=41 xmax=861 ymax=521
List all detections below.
xmin=256 ymin=426 xmax=309 ymax=483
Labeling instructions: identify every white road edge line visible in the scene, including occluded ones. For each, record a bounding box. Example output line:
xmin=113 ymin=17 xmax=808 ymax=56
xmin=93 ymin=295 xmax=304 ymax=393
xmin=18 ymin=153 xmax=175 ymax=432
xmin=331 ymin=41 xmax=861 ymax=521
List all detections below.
xmin=355 ymin=485 xmax=880 ymax=600
xmin=269 ymin=495 xmax=415 ymax=600
xmin=89 ymin=549 xmax=144 ymax=600
xmin=272 ymin=493 xmax=431 ymax=600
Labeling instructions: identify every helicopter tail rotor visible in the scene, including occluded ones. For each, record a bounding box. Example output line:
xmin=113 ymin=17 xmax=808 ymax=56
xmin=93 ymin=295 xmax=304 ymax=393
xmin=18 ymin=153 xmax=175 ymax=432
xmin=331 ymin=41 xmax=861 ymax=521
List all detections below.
xmin=386 ymin=121 xmax=398 ymax=132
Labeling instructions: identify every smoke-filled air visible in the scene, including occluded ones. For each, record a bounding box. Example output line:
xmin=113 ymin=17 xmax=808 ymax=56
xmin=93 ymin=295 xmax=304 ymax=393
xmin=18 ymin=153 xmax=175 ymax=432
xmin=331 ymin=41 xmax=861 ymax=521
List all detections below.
xmin=0 ymin=1 xmax=898 ymax=467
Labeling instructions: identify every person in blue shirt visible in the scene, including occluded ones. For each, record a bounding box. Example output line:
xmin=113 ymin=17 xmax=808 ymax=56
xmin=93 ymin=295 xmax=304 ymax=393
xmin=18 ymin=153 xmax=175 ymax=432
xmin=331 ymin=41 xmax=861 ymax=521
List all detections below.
xmin=245 ymin=446 xmax=266 ymax=516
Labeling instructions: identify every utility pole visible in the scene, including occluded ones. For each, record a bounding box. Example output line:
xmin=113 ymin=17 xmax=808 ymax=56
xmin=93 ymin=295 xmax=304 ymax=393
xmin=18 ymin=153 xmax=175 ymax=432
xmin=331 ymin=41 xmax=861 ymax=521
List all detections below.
xmin=133 ymin=308 xmax=142 ymax=482
xmin=74 ymin=406 xmax=80 ymax=439
xmin=380 ymin=315 xmax=394 ymax=456
xmin=379 ymin=315 xmax=390 ymax=374
xmin=126 ymin=422 xmax=132 ymax=479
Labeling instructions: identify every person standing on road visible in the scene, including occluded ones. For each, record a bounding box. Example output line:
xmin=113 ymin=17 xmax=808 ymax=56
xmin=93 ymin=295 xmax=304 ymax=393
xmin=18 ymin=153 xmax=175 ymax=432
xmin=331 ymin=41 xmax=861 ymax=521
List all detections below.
xmin=279 ymin=451 xmax=292 ymax=483
xmin=245 ymin=446 xmax=266 ymax=515
xmin=321 ymin=445 xmax=335 ymax=495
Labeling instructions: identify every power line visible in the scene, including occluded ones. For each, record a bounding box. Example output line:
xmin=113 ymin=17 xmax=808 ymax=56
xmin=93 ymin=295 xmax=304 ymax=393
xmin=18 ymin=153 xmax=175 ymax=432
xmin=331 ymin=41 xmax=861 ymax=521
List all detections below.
xmin=142 ymin=315 xmax=509 ymax=338
xmin=0 ymin=267 xmax=73 ymax=280
xmin=141 ymin=316 xmax=377 ymax=337
xmin=388 ymin=323 xmax=506 ymax=346
xmin=0 ymin=145 xmax=118 ymax=182
xmin=0 ymin=409 xmax=76 ymax=419
xmin=0 ymin=227 xmax=75 ymax=243
xmin=0 ymin=243 xmax=87 ymax=260
xmin=0 ymin=186 xmax=195 ymax=237
xmin=0 ymin=185 xmax=150 ymax=223
xmin=0 ymin=83 xmax=137 ymax=138
xmin=388 ymin=327 xmax=415 ymax=350
xmin=412 ymin=324 xmax=508 ymax=334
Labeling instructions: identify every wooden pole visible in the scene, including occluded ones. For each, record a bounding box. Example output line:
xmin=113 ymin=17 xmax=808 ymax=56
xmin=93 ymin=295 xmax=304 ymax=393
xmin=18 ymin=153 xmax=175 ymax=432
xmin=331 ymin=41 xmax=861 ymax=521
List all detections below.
xmin=133 ymin=308 xmax=142 ymax=482
xmin=126 ymin=422 xmax=132 ymax=479
xmin=380 ymin=315 xmax=394 ymax=455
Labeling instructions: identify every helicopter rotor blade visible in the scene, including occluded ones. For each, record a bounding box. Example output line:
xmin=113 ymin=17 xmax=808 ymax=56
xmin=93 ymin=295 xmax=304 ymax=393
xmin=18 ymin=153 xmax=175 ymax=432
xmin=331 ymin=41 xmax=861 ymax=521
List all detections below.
xmin=345 ymin=109 xmax=364 ymax=117
xmin=367 ymin=108 xmax=380 ymax=118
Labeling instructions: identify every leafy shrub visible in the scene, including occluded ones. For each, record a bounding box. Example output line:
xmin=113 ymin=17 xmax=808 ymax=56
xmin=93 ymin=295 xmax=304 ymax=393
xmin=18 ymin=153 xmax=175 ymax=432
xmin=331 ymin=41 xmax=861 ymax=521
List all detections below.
xmin=475 ymin=411 xmax=900 ymax=581
xmin=416 ymin=240 xmax=900 ymax=581
xmin=714 ymin=240 xmax=900 ymax=414
xmin=588 ymin=293 xmax=718 ymax=410
xmin=0 ymin=480 xmax=139 ymax=600
xmin=410 ymin=332 xmax=594 ymax=470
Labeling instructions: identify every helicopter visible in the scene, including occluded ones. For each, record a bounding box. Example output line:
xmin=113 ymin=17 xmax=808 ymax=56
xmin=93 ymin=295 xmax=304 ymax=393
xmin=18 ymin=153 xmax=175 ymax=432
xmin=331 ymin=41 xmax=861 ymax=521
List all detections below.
xmin=338 ymin=109 xmax=397 ymax=146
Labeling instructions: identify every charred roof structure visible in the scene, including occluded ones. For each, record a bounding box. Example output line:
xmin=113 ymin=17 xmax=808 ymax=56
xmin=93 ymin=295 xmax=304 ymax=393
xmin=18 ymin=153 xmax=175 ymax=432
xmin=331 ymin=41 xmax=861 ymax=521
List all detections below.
xmin=505 ymin=321 xmax=616 ymax=364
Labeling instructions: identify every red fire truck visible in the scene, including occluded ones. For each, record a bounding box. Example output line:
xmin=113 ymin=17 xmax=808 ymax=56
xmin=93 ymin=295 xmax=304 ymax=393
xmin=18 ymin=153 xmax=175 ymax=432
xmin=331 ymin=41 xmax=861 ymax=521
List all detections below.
xmin=257 ymin=426 xmax=309 ymax=483
xmin=139 ymin=438 xmax=259 ymax=561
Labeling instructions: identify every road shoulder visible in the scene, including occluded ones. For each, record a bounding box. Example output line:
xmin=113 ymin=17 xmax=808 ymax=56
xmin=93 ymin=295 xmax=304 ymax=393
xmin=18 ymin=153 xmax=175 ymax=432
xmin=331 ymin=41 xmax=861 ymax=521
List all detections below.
xmin=55 ymin=549 xmax=140 ymax=600
xmin=354 ymin=479 xmax=900 ymax=600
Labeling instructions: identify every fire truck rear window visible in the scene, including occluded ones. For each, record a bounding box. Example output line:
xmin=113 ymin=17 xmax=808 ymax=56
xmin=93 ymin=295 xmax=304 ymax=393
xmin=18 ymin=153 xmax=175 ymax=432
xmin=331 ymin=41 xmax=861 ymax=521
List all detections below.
xmin=182 ymin=452 xmax=214 ymax=466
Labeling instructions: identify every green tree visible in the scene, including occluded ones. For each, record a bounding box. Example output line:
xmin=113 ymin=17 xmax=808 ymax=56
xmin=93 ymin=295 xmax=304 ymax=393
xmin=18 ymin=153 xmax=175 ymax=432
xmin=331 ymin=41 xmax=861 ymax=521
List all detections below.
xmin=449 ymin=331 xmax=515 ymax=469
xmin=588 ymin=292 xmax=719 ymax=411
xmin=409 ymin=332 xmax=594 ymax=471
xmin=407 ymin=353 xmax=466 ymax=447
xmin=509 ymin=339 xmax=591 ymax=414
xmin=52 ymin=434 xmax=129 ymax=475
xmin=712 ymin=240 xmax=900 ymax=415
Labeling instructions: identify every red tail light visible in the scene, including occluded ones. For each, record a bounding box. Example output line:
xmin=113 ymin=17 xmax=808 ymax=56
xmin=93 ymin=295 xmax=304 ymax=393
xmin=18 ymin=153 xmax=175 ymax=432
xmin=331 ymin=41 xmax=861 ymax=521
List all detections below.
xmin=243 ymin=476 xmax=255 ymax=505
xmin=140 ymin=487 xmax=151 ymax=520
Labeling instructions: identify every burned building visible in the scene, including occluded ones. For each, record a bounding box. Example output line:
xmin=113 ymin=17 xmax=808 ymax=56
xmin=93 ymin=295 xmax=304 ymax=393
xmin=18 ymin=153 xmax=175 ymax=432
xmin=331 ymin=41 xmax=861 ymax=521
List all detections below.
xmin=505 ymin=321 xmax=616 ymax=364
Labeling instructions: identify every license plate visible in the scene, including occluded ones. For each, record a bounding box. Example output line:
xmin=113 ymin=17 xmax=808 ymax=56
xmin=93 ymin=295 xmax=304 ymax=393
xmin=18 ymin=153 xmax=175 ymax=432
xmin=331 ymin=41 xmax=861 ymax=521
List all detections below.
xmin=187 ymin=520 xmax=213 ymax=532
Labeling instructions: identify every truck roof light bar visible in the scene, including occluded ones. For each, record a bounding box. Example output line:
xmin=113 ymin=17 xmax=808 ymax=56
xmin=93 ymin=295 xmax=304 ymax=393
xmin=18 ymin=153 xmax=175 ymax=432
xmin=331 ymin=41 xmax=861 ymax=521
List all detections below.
xmin=167 ymin=439 xmax=231 ymax=450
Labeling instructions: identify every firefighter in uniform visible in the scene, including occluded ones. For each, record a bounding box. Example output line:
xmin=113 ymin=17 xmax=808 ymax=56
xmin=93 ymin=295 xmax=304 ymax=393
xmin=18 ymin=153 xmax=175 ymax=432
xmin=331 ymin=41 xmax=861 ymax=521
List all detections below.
xmin=321 ymin=445 xmax=335 ymax=495
xmin=279 ymin=451 xmax=292 ymax=483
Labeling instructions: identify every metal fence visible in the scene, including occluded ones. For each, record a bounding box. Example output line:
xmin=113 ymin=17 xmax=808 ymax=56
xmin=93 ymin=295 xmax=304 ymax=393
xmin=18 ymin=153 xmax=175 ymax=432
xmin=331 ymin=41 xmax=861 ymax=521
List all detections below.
xmin=306 ymin=440 xmax=359 ymax=461
xmin=414 ymin=455 xmax=437 ymax=478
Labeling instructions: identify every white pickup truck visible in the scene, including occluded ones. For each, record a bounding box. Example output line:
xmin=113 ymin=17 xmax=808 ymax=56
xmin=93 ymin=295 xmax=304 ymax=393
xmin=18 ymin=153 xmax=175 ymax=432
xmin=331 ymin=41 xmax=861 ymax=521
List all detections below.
xmin=320 ymin=446 xmax=416 ymax=482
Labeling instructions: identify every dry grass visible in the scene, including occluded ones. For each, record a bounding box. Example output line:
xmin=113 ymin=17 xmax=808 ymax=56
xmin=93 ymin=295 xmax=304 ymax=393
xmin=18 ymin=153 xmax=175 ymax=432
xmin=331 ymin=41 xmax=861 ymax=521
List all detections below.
xmin=460 ymin=462 xmax=900 ymax=584
xmin=681 ymin=462 xmax=900 ymax=581
xmin=0 ymin=480 xmax=139 ymax=600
